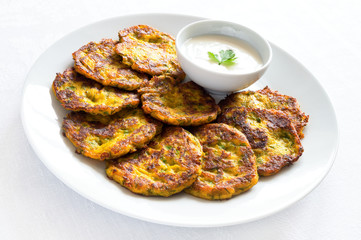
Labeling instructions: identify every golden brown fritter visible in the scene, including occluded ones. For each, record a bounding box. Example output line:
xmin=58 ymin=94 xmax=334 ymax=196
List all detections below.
xmin=62 ymin=108 xmax=162 ymax=160
xmin=116 ymin=25 xmax=185 ymax=81
xmin=218 ymin=107 xmax=303 ymax=176
xmin=52 ymin=68 xmax=139 ymax=115
xmin=185 ymin=123 xmax=258 ymax=200
xmin=106 ymin=126 xmax=202 ymax=197
xmin=219 ymin=86 xmax=309 ymax=138
xmin=73 ymin=39 xmax=149 ymax=90
xmin=138 ymin=75 xmax=220 ymax=126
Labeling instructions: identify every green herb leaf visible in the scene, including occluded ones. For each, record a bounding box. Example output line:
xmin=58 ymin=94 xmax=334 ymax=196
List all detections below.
xmin=208 ymin=49 xmax=237 ymax=65
xmin=208 ymin=51 xmax=221 ymax=64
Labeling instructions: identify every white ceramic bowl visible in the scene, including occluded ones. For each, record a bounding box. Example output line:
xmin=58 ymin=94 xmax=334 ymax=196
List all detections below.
xmin=176 ymin=20 xmax=272 ymax=93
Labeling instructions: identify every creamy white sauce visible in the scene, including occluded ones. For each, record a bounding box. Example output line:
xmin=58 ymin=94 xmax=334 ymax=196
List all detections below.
xmin=183 ymin=34 xmax=263 ymax=73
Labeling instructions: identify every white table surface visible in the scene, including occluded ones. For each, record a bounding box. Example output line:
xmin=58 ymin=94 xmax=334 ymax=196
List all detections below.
xmin=1 ymin=0 xmax=360 ymax=239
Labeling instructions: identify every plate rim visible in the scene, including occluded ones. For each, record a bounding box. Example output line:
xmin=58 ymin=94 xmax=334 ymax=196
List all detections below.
xmin=20 ymin=13 xmax=339 ymax=227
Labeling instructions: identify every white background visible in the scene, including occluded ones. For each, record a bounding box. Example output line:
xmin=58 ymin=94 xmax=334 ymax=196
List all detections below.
xmin=1 ymin=0 xmax=360 ymax=239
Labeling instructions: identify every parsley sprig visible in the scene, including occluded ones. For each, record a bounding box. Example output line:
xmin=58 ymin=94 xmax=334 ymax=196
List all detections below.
xmin=208 ymin=49 xmax=237 ymax=65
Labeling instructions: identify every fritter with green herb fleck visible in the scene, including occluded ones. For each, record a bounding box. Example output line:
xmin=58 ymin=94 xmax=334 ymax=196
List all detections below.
xmin=219 ymin=86 xmax=309 ymax=138
xmin=116 ymin=25 xmax=185 ymax=81
xmin=52 ymin=68 xmax=139 ymax=115
xmin=218 ymin=107 xmax=303 ymax=176
xmin=62 ymin=108 xmax=162 ymax=160
xmin=186 ymin=123 xmax=258 ymax=200
xmin=138 ymin=75 xmax=220 ymax=126
xmin=73 ymin=39 xmax=149 ymax=90
xmin=106 ymin=126 xmax=202 ymax=197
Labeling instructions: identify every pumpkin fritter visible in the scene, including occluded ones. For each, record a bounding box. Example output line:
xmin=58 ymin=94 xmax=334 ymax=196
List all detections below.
xmin=218 ymin=107 xmax=303 ymax=176
xmin=106 ymin=126 xmax=202 ymax=197
xmin=116 ymin=25 xmax=185 ymax=81
xmin=219 ymin=86 xmax=309 ymax=138
xmin=62 ymin=108 xmax=162 ymax=160
xmin=52 ymin=68 xmax=139 ymax=115
xmin=186 ymin=123 xmax=258 ymax=200
xmin=73 ymin=39 xmax=149 ymax=90
xmin=138 ymin=75 xmax=220 ymax=126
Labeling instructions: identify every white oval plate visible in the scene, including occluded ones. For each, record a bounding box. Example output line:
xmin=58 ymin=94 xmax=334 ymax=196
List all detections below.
xmin=21 ymin=13 xmax=339 ymax=227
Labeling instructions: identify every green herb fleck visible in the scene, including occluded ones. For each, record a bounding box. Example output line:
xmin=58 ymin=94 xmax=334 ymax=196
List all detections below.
xmin=160 ymin=156 xmax=167 ymax=163
xmin=219 ymin=144 xmax=226 ymax=150
xmin=66 ymin=86 xmax=76 ymax=91
xmin=208 ymin=49 xmax=237 ymax=65
xmin=256 ymin=158 xmax=264 ymax=164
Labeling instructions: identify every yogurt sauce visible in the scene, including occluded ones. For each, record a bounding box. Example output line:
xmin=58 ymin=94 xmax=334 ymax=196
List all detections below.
xmin=182 ymin=34 xmax=263 ymax=74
